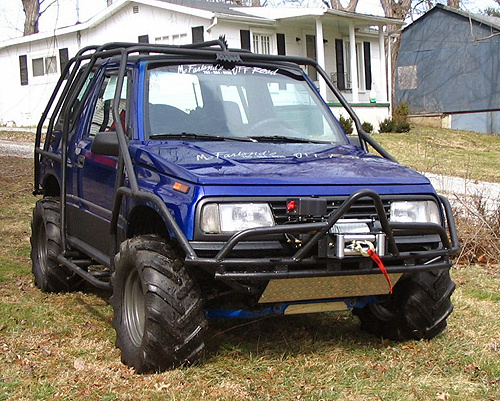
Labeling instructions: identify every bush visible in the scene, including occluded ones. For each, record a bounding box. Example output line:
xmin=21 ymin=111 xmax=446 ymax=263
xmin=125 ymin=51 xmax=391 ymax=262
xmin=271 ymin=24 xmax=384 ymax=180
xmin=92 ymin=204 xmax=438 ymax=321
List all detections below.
xmin=338 ymin=115 xmax=353 ymax=135
xmin=378 ymin=117 xmax=411 ymax=133
xmin=361 ymin=122 xmax=373 ymax=133
xmin=393 ymin=120 xmax=411 ymax=133
xmin=455 ymin=195 xmax=500 ymax=265
xmin=393 ymin=103 xmax=409 ymax=122
xmin=378 ymin=117 xmax=394 ymax=133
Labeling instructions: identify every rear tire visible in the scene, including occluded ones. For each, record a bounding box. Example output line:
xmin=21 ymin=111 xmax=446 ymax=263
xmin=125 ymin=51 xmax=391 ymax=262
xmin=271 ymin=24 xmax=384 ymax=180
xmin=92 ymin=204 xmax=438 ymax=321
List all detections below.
xmin=354 ymin=269 xmax=455 ymax=340
xmin=111 ymin=235 xmax=207 ymax=373
xmin=30 ymin=198 xmax=84 ymax=292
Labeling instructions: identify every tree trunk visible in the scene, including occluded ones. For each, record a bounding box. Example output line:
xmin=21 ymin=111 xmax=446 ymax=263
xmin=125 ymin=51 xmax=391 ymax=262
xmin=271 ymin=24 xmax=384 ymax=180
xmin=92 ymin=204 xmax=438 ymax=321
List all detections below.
xmin=22 ymin=0 xmax=40 ymax=35
xmin=447 ymin=0 xmax=460 ymax=8
xmin=331 ymin=0 xmax=359 ymax=12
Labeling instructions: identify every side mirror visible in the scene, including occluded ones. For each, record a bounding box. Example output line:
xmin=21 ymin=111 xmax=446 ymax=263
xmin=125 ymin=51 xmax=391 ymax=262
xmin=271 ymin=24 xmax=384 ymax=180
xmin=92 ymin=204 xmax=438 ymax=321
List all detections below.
xmin=91 ymin=131 xmax=119 ymax=156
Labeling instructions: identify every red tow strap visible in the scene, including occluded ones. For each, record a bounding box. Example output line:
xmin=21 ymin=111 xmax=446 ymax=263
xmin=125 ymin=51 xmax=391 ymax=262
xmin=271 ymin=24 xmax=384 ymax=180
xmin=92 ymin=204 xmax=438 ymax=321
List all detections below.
xmin=367 ymin=248 xmax=393 ymax=294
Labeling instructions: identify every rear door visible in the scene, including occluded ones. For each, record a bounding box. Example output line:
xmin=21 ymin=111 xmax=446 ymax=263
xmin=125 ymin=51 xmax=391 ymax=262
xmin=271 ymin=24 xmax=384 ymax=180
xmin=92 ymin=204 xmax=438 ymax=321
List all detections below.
xmin=67 ymin=68 xmax=128 ymax=256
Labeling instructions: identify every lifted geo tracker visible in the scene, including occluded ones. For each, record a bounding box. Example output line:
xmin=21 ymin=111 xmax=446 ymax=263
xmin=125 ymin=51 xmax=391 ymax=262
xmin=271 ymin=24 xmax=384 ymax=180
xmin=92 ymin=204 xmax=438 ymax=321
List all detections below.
xmin=31 ymin=38 xmax=459 ymax=373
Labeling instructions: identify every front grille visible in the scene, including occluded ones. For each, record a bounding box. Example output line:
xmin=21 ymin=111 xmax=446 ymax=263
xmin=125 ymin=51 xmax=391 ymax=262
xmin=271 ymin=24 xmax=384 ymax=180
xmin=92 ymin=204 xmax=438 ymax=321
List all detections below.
xmin=269 ymin=197 xmax=391 ymax=224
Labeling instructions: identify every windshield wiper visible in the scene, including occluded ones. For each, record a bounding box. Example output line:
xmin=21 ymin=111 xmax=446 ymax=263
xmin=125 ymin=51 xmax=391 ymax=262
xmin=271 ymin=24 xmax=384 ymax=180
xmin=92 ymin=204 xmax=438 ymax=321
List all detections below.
xmin=149 ymin=132 xmax=254 ymax=142
xmin=247 ymin=135 xmax=323 ymax=143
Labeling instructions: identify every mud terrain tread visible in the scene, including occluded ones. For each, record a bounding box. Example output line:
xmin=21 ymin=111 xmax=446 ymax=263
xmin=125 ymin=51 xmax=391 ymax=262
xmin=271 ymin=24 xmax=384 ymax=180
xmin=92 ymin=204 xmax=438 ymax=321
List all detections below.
xmin=30 ymin=198 xmax=84 ymax=292
xmin=354 ymin=269 xmax=455 ymax=341
xmin=111 ymin=235 xmax=207 ymax=373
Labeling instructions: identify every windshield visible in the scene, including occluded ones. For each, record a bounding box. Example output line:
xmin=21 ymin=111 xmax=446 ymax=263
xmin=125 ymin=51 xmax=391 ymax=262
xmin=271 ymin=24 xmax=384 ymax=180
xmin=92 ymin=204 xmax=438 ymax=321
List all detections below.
xmin=145 ymin=64 xmax=346 ymax=144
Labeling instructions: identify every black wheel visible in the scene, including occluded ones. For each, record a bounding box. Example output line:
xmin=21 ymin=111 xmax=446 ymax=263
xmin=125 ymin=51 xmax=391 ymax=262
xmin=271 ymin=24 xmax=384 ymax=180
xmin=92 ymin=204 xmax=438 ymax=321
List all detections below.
xmin=111 ymin=235 xmax=207 ymax=373
xmin=30 ymin=198 xmax=84 ymax=292
xmin=354 ymin=269 xmax=455 ymax=340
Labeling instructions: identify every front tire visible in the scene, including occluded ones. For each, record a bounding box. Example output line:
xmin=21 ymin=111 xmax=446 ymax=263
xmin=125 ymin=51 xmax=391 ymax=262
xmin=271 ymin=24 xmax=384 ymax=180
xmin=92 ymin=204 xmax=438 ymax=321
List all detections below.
xmin=111 ymin=235 xmax=207 ymax=373
xmin=30 ymin=198 xmax=84 ymax=292
xmin=354 ymin=269 xmax=455 ymax=341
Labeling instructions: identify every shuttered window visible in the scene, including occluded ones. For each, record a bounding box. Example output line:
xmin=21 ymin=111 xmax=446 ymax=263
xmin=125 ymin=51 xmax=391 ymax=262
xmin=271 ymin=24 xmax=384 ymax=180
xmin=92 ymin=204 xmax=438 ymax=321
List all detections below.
xmin=306 ymin=35 xmax=317 ymax=81
xmin=59 ymin=48 xmax=69 ymax=75
xmin=240 ymin=30 xmax=250 ymax=51
xmin=335 ymin=39 xmax=345 ymax=90
xmin=277 ymin=33 xmax=286 ymax=55
xmin=363 ymin=41 xmax=372 ymax=90
xmin=192 ymin=26 xmax=204 ymax=43
xmin=19 ymin=55 xmax=28 ymax=86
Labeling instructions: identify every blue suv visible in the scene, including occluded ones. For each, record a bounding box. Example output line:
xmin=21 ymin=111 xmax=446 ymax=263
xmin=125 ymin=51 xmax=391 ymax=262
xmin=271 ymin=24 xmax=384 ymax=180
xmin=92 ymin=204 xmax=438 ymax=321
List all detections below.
xmin=31 ymin=39 xmax=459 ymax=373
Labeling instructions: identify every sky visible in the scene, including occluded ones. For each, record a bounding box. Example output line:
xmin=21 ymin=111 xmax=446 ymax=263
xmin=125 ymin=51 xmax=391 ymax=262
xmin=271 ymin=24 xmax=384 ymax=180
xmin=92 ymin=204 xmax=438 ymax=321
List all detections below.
xmin=0 ymin=0 xmax=499 ymax=41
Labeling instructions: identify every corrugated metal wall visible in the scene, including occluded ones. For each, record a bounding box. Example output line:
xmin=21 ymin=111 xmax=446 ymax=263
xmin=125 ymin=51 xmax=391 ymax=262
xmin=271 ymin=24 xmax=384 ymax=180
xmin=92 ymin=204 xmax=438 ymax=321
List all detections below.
xmin=396 ymin=7 xmax=500 ymax=116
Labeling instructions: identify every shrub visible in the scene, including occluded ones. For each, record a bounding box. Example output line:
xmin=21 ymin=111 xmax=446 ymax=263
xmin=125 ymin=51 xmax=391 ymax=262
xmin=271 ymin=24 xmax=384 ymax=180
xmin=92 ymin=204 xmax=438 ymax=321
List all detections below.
xmin=378 ymin=117 xmax=411 ymax=133
xmin=393 ymin=120 xmax=411 ymax=133
xmin=338 ymin=115 xmax=353 ymax=135
xmin=361 ymin=122 xmax=373 ymax=133
xmin=393 ymin=103 xmax=409 ymax=122
xmin=454 ymin=194 xmax=500 ymax=265
xmin=378 ymin=117 xmax=394 ymax=133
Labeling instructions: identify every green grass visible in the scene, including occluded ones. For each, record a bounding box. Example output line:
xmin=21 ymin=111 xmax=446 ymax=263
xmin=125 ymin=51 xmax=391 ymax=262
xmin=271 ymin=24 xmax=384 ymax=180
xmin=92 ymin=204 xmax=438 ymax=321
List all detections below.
xmin=371 ymin=125 xmax=500 ymax=183
xmin=0 ymin=144 xmax=499 ymax=399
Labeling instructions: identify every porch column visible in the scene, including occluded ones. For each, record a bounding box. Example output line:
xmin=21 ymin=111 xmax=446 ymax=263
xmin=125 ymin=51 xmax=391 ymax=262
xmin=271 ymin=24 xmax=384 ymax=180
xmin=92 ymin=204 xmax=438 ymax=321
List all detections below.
xmin=387 ymin=34 xmax=393 ymax=115
xmin=315 ymin=17 xmax=327 ymax=100
xmin=378 ymin=25 xmax=387 ymax=102
xmin=348 ymin=23 xmax=359 ymax=103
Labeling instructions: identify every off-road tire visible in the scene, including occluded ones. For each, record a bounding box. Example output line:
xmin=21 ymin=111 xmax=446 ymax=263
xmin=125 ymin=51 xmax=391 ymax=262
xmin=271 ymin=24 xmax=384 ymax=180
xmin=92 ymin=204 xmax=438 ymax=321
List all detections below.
xmin=111 ymin=235 xmax=207 ymax=373
xmin=30 ymin=198 xmax=84 ymax=292
xmin=354 ymin=269 xmax=455 ymax=340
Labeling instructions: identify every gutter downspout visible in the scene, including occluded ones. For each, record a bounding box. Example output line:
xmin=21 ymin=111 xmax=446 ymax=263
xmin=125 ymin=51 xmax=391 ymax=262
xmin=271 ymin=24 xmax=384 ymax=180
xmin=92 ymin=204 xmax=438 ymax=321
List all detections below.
xmin=207 ymin=16 xmax=218 ymax=38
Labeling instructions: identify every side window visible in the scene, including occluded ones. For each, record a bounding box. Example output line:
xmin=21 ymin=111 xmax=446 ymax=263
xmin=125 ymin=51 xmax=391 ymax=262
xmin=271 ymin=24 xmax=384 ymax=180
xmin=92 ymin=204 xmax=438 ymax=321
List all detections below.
xmin=89 ymin=73 xmax=128 ymax=137
xmin=54 ymin=67 xmax=94 ymax=131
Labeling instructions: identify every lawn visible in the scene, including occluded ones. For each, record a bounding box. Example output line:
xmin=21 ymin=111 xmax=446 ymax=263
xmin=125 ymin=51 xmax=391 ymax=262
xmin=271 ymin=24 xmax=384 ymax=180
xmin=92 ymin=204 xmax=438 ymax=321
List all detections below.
xmin=370 ymin=126 xmax=500 ymax=183
xmin=0 ymin=128 xmax=499 ymax=400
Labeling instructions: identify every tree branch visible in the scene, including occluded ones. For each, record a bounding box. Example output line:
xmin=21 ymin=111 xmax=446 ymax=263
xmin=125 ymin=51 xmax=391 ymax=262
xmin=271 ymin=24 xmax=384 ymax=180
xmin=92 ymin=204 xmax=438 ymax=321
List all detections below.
xmin=40 ymin=0 xmax=57 ymax=16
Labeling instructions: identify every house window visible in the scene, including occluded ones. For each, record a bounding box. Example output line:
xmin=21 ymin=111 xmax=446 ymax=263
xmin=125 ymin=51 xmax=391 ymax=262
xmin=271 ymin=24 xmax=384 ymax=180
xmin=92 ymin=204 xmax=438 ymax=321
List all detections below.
xmin=32 ymin=55 xmax=58 ymax=77
xmin=32 ymin=58 xmax=44 ymax=77
xmin=252 ymin=34 xmax=271 ymax=54
xmin=154 ymin=34 xmax=188 ymax=45
xmin=19 ymin=55 xmax=28 ymax=86
xmin=344 ymin=41 xmax=366 ymax=91
xmin=45 ymin=56 xmax=57 ymax=74
xmin=138 ymin=35 xmax=149 ymax=43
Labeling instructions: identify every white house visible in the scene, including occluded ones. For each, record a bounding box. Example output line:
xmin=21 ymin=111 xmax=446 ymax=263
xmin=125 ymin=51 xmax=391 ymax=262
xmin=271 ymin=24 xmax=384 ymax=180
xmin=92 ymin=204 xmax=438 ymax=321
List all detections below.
xmin=0 ymin=0 xmax=403 ymax=128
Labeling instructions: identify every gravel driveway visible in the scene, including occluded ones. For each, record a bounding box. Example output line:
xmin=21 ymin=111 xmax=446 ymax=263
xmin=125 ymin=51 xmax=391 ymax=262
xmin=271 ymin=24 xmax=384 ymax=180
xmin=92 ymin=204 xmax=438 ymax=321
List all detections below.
xmin=0 ymin=140 xmax=33 ymax=158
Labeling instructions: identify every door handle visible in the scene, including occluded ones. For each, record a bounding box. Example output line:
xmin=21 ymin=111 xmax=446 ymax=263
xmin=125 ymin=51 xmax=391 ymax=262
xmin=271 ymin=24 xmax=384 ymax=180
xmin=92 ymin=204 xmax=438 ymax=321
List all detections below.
xmin=77 ymin=154 xmax=85 ymax=168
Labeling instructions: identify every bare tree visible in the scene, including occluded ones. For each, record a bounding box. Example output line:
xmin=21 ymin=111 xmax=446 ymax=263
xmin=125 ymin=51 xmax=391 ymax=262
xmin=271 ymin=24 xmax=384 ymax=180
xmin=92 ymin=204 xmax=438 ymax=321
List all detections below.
xmin=22 ymin=0 xmax=57 ymax=35
xmin=331 ymin=0 xmax=359 ymax=12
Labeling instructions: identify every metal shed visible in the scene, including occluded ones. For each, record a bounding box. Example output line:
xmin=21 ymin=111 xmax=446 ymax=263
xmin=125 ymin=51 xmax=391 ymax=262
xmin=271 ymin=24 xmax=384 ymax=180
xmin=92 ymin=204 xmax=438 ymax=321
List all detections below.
xmin=395 ymin=4 xmax=500 ymax=134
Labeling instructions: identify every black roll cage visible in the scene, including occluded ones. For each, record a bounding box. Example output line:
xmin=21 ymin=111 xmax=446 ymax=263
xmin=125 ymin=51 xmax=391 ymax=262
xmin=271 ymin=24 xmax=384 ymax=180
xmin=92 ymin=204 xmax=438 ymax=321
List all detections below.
xmin=34 ymin=39 xmax=459 ymax=290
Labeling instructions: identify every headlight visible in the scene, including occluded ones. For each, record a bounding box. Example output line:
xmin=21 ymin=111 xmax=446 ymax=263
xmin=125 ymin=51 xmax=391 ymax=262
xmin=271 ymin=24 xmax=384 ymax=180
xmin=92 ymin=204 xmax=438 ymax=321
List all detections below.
xmin=390 ymin=201 xmax=441 ymax=224
xmin=200 ymin=203 xmax=275 ymax=234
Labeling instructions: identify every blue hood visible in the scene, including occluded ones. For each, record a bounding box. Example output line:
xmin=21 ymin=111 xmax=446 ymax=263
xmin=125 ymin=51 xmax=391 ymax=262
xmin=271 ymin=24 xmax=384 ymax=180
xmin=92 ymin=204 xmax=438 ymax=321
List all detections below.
xmin=130 ymin=141 xmax=430 ymax=186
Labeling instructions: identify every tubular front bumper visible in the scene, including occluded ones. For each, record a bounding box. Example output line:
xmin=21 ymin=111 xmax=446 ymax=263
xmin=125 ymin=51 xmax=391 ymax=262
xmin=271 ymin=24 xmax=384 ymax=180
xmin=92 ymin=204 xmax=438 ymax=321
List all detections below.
xmin=184 ymin=189 xmax=460 ymax=280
